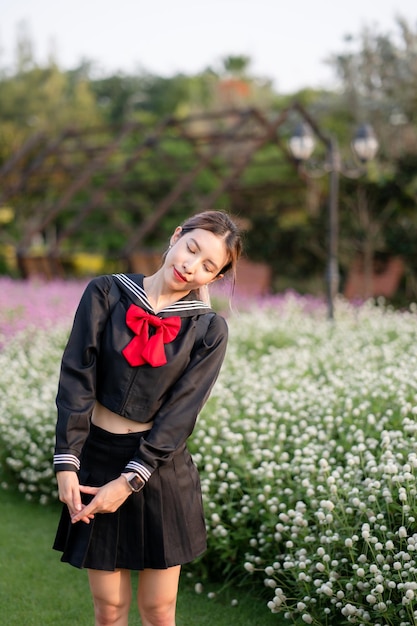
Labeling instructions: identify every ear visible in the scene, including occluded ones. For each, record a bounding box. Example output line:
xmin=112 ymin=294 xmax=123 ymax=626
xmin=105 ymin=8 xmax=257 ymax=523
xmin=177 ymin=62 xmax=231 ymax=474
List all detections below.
xmin=170 ymin=226 xmax=182 ymax=247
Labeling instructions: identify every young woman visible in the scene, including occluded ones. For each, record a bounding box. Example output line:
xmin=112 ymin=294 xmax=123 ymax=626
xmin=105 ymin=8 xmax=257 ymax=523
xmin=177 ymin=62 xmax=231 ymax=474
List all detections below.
xmin=53 ymin=210 xmax=242 ymax=626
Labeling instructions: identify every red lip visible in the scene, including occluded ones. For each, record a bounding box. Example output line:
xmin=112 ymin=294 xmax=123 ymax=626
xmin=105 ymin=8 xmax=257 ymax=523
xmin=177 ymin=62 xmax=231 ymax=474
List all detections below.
xmin=173 ymin=267 xmax=187 ymax=282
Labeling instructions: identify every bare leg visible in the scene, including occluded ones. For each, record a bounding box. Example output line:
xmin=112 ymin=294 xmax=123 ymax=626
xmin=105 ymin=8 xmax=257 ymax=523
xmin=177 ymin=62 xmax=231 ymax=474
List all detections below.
xmin=88 ymin=568 xmax=132 ymax=626
xmin=137 ymin=566 xmax=181 ymax=626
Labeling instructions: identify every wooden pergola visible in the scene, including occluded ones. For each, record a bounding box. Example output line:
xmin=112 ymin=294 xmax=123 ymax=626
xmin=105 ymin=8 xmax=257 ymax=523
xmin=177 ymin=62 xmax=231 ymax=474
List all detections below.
xmin=0 ymin=103 xmax=317 ymax=278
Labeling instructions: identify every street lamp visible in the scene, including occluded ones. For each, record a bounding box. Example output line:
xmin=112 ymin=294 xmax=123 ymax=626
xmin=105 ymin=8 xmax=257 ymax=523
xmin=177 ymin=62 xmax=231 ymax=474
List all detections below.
xmin=289 ymin=121 xmax=379 ymax=320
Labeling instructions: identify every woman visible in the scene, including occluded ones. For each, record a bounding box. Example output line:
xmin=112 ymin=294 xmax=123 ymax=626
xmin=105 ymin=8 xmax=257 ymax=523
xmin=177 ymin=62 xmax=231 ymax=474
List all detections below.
xmin=53 ymin=210 xmax=242 ymax=626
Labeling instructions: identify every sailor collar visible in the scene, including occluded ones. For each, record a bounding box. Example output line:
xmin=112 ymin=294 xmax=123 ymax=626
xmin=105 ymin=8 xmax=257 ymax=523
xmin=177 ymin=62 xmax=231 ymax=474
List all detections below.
xmin=113 ymin=273 xmax=213 ymax=318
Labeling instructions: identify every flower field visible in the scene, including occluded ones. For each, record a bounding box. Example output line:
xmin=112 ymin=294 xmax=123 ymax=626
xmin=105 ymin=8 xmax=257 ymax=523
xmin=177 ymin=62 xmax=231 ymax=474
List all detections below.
xmin=1 ymin=278 xmax=417 ymax=625
xmin=0 ymin=277 xmax=87 ymax=345
xmin=0 ymin=278 xmax=87 ymax=501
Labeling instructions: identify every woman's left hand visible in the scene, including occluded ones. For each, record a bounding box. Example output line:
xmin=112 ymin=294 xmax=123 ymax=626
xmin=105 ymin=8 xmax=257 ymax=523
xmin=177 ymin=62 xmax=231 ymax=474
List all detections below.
xmin=70 ymin=476 xmax=132 ymax=524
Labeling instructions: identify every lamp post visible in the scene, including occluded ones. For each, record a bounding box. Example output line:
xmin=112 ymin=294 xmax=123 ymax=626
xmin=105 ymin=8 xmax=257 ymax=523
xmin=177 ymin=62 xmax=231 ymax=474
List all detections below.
xmin=289 ymin=121 xmax=379 ymax=320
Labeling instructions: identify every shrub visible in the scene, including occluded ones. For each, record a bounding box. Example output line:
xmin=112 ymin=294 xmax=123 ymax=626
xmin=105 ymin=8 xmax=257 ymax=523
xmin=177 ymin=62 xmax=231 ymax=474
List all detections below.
xmin=0 ymin=278 xmax=85 ymax=502
xmin=190 ymin=297 xmax=417 ymax=624
xmin=0 ymin=325 xmax=70 ymax=503
xmin=1 ymin=281 xmax=417 ymax=624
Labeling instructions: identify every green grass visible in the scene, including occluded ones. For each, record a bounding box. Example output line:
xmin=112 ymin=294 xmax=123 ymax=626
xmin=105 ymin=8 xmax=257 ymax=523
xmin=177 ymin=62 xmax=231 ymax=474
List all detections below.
xmin=0 ymin=489 xmax=282 ymax=625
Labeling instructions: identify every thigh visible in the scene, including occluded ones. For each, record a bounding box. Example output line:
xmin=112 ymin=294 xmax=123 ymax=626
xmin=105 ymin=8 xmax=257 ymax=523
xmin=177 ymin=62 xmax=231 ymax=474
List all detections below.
xmin=137 ymin=566 xmax=181 ymax=611
xmin=88 ymin=568 xmax=132 ymax=609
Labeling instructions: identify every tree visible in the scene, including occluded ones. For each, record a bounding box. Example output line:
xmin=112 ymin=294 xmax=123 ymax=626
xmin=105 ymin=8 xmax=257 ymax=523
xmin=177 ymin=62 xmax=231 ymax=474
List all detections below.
xmin=322 ymin=17 xmax=417 ymax=301
xmin=221 ymin=55 xmax=252 ymax=77
xmin=328 ymin=17 xmax=417 ymax=138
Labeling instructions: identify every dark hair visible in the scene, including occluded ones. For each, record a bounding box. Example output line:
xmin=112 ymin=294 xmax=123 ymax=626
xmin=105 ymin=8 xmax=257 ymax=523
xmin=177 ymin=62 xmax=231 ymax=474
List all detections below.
xmin=179 ymin=211 xmax=242 ymax=282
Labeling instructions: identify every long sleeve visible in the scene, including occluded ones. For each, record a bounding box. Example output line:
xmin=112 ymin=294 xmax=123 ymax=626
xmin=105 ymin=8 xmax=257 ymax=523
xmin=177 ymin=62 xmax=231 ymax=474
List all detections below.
xmin=54 ymin=275 xmax=113 ymax=472
xmin=124 ymin=314 xmax=228 ymax=482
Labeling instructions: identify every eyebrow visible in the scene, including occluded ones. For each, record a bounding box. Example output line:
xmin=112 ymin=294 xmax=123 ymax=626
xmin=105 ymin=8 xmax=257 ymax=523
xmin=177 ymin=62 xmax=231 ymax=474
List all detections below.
xmin=189 ymin=237 xmax=220 ymax=271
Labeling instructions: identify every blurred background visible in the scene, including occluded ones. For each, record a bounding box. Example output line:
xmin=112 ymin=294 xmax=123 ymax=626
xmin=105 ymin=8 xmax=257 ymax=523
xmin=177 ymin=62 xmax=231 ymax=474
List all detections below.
xmin=1 ymin=0 xmax=417 ymax=307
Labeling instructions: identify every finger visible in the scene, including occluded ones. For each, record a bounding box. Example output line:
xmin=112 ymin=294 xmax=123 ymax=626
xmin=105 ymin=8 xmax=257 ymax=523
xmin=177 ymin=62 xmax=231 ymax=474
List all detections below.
xmin=66 ymin=489 xmax=83 ymax=518
xmin=79 ymin=485 xmax=100 ymax=495
xmin=71 ymin=504 xmax=93 ymax=522
xmin=72 ymin=509 xmax=95 ymax=524
xmin=71 ymin=500 xmax=97 ymax=524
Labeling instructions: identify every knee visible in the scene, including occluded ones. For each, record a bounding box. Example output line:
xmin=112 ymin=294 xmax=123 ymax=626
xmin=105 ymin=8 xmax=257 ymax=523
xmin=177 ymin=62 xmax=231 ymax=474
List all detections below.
xmin=94 ymin=601 xmax=129 ymax=626
xmin=139 ymin=598 xmax=176 ymax=626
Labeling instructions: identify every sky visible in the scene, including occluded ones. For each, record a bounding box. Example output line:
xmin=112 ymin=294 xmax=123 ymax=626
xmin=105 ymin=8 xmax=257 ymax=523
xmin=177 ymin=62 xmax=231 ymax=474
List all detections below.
xmin=0 ymin=0 xmax=416 ymax=93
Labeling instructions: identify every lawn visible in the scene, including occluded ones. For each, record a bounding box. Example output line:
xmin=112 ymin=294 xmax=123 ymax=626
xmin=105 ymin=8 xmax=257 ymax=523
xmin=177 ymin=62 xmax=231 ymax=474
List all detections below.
xmin=0 ymin=489 xmax=281 ymax=626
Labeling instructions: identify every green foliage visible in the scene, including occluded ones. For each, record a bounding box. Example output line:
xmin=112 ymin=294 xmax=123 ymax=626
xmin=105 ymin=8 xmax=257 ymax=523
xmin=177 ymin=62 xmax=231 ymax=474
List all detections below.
xmin=2 ymin=18 xmax=417 ymax=300
xmin=328 ymin=17 xmax=417 ymax=125
xmin=0 ymin=66 xmax=102 ymax=163
xmin=90 ymin=73 xmax=148 ymax=124
xmin=2 ymin=292 xmax=417 ymax=624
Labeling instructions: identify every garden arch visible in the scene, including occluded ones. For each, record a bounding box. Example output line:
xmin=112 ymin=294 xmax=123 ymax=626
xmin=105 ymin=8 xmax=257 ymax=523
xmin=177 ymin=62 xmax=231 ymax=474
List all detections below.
xmin=0 ymin=103 xmax=314 ymax=281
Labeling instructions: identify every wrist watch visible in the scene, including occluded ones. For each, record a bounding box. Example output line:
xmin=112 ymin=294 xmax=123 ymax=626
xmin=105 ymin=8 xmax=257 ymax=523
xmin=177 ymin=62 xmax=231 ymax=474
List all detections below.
xmin=122 ymin=472 xmax=144 ymax=493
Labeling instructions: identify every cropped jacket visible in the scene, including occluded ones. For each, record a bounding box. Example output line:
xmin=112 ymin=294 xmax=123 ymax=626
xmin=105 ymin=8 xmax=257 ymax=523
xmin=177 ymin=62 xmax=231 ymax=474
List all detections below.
xmin=53 ymin=273 xmax=228 ymax=485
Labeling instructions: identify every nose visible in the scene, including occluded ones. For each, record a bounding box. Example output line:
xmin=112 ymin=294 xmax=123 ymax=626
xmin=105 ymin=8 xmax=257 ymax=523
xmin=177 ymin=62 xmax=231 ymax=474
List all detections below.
xmin=183 ymin=259 xmax=196 ymax=274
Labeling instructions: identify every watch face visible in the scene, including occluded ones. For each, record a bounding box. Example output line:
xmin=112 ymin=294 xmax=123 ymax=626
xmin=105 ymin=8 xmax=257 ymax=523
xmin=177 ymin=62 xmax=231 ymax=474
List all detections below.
xmin=129 ymin=475 xmax=144 ymax=492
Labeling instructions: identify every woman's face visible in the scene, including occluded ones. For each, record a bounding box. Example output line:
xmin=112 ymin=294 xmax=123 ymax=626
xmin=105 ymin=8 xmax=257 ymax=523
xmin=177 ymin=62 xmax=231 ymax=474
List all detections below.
xmin=163 ymin=227 xmax=230 ymax=293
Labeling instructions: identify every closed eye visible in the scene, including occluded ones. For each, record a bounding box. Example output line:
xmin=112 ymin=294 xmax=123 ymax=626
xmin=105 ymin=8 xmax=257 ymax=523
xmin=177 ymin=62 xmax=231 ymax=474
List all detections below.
xmin=187 ymin=238 xmax=219 ymax=273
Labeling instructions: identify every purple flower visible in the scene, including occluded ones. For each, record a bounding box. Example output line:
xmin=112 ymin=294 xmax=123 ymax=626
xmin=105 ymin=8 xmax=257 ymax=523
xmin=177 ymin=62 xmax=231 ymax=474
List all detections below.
xmin=0 ymin=278 xmax=87 ymax=345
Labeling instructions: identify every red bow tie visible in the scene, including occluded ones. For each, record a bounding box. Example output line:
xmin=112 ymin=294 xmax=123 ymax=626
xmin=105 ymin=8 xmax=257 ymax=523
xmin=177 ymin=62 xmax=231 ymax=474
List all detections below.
xmin=122 ymin=305 xmax=181 ymax=367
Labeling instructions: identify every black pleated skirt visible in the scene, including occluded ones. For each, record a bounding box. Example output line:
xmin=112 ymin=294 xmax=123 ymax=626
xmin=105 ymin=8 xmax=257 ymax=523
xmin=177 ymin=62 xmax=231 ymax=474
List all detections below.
xmin=53 ymin=424 xmax=207 ymax=571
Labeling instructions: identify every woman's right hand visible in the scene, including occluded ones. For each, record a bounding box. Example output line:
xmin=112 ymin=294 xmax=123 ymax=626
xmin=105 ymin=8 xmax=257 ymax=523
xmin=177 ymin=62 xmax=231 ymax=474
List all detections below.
xmin=56 ymin=471 xmax=94 ymax=524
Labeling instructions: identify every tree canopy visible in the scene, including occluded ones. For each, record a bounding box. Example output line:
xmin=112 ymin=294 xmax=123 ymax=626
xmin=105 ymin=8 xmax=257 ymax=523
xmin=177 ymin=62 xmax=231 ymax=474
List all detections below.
xmin=0 ymin=18 xmax=417 ymax=303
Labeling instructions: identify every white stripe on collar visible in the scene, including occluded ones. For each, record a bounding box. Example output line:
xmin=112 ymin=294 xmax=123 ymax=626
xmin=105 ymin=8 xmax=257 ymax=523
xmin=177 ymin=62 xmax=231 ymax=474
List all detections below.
xmin=113 ymin=273 xmax=211 ymax=314
xmin=114 ymin=273 xmax=150 ymax=308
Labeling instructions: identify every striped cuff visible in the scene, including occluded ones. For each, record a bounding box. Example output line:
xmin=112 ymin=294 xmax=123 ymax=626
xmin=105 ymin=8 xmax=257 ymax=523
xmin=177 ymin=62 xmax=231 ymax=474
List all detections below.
xmin=124 ymin=460 xmax=152 ymax=483
xmin=53 ymin=454 xmax=80 ymax=471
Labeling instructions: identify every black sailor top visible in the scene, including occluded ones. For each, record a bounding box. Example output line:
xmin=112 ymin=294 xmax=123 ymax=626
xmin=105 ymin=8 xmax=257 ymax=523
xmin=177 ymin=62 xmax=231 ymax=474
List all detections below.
xmin=53 ymin=272 xmax=228 ymax=485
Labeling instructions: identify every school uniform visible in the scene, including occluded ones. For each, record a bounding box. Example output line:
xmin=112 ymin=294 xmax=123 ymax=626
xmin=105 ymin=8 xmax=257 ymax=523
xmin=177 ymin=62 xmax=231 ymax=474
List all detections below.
xmin=53 ymin=273 xmax=228 ymax=570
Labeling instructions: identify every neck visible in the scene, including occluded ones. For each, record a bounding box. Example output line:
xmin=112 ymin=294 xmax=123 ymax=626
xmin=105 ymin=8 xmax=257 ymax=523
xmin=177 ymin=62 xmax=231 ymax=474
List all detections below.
xmin=143 ymin=271 xmax=190 ymax=313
